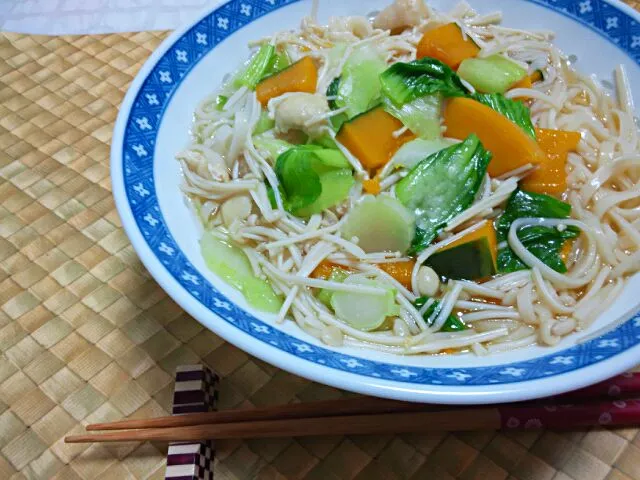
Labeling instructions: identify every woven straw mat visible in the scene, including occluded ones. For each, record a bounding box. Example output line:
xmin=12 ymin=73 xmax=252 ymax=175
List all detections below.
xmin=2 ymin=5 xmax=640 ymax=480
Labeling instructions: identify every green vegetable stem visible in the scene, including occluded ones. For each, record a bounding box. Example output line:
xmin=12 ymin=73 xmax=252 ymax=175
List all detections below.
xmin=457 ymin=55 xmax=527 ymax=94
xmin=236 ymin=45 xmax=290 ymax=90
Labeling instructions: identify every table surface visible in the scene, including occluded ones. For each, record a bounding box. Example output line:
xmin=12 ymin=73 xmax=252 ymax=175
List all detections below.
xmin=2 ymin=7 xmax=640 ymax=480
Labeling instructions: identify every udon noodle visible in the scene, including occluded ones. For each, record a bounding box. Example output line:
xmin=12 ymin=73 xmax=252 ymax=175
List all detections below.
xmin=177 ymin=0 xmax=640 ymax=355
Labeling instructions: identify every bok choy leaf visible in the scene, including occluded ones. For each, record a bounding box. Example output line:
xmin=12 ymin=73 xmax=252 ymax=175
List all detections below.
xmin=497 ymin=226 xmax=579 ymax=273
xmin=414 ymin=297 xmax=467 ymax=332
xmin=380 ymin=57 xmax=468 ymax=107
xmin=275 ymin=145 xmax=354 ymax=217
xmin=395 ymin=134 xmax=491 ymax=254
xmin=383 ymin=94 xmax=443 ymax=139
xmin=496 ymin=189 xmax=580 ymax=273
xmin=379 ymin=58 xmax=536 ymax=140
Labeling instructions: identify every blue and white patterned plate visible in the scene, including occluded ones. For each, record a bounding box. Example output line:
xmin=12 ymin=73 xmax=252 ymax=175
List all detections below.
xmin=112 ymin=0 xmax=640 ymax=404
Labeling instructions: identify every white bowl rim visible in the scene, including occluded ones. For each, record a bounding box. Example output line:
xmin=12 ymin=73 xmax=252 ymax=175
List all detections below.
xmin=111 ymin=0 xmax=640 ymax=404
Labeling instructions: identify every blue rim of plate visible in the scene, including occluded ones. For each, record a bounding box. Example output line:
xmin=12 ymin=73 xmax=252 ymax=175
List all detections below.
xmin=120 ymin=0 xmax=640 ymax=387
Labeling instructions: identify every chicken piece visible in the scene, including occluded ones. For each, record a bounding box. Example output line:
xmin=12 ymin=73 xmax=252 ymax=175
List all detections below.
xmin=221 ymin=195 xmax=252 ymax=227
xmin=328 ymin=16 xmax=374 ymax=39
xmin=177 ymin=147 xmax=229 ymax=182
xmin=373 ymin=0 xmax=430 ymax=31
xmin=273 ymin=93 xmax=329 ymax=138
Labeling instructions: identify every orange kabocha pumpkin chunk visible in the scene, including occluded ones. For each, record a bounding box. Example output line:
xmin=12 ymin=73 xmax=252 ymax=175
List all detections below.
xmin=378 ymin=260 xmax=416 ymax=289
xmin=531 ymin=70 xmax=544 ymax=83
xmin=438 ymin=220 xmax=497 ymax=268
xmin=561 ymin=238 xmax=575 ymax=262
xmin=511 ymin=70 xmax=543 ymax=90
xmin=426 ymin=220 xmax=497 ymax=280
xmin=443 ymin=97 xmax=546 ymax=177
xmin=337 ymin=106 xmax=415 ymax=171
xmin=362 ymin=177 xmax=382 ymax=195
xmin=417 ymin=23 xmax=480 ymax=69
xmin=512 ymin=75 xmax=532 ymax=90
xmin=311 ymin=260 xmax=338 ymax=280
xmin=521 ymin=128 xmax=581 ymax=195
xmin=256 ymin=56 xmax=317 ymax=105
xmin=312 ymin=260 xmax=416 ymax=290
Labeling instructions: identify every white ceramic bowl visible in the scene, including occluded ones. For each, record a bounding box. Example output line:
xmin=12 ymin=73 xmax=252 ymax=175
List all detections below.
xmin=112 ymin=0 xmax=640 ymax=404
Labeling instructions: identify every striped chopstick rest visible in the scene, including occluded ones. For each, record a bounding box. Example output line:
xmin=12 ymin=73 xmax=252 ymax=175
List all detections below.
xmin=172 ymin=365 xmax=219 ymax=415
xmin=165 ymin=365 xmax=220 ymax=480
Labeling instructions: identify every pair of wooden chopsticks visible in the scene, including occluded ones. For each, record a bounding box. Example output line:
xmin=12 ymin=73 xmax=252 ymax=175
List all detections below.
xmin=65 ymin=373 xmax=640 ymax=443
